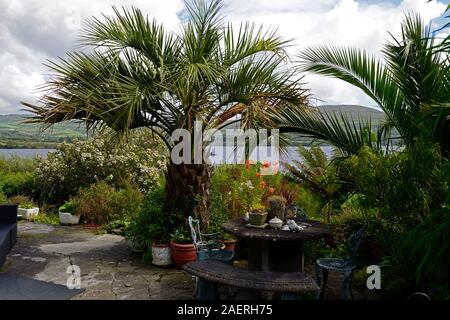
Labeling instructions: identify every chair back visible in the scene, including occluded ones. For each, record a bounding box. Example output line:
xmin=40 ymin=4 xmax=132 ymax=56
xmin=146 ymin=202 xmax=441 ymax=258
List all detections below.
xmin=188 ymin=216 xmax=203 ymax=248
xmin=348 ymin=224 xmax=366 ymax=261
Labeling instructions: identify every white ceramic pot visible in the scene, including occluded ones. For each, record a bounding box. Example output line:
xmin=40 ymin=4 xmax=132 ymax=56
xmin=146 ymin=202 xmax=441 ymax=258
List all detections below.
xmin=59 ymin=212 xmax=80 ymax=225
xmin=152 ymin=243 xmax=172 ymax=266
xmin=18 ymin=207 xmax=39 ymax=220
xmin=268 ymin=217 xmax=283 ymax=229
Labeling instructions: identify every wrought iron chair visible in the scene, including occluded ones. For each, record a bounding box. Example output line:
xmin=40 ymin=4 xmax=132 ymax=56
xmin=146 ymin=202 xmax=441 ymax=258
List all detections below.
xmin=188 ymin=216 xmax=234 ymax=262
xmin=315 ymin=225 xmax=366 ymax=300
xmin=188 ymin=216 xmax=235 ymax=299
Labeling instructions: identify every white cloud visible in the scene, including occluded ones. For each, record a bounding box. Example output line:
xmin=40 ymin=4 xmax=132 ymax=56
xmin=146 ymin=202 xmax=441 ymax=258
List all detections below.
xmin=222 ymin=0 xmax=447 ymax=106
xmin=0 ymin=0 xmax=447 ymax=113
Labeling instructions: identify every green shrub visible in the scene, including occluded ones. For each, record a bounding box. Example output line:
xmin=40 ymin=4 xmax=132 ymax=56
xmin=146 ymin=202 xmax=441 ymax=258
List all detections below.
xmin=0 ymin=155 xmax=36 ymax=174
xmin=8 ymin=195 xmax=35 ymax=209
xmin=72 ymin=181 xmax=144 ymax=225
xmin=59 ymin=200 xmax=78 ymax=215
xmin=341 ymin=143 xmax=448 ymax=228
xmin=126 ymin=186 xmax=174 ymax=249
xmin=381 ymin=207 xmax=450 ymax=298
xmin=171 ymin=224 xmax=192 ymax=244
xmin=0 ymin=172 xmax=36 ymax=198
xmin=0 ymin=190 xmax=7 ymax=204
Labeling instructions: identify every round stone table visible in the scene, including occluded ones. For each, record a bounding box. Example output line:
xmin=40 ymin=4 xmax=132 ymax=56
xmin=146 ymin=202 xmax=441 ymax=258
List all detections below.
xmin=222 ymin=218 xmax=330 ymax=272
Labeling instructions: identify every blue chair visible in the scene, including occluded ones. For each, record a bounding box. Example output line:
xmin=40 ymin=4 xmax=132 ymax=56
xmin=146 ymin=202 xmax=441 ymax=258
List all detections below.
xmin=188 ymin=216 xmax=234 ymax=262
xmin=315 ymin=225 xmax=366 ymax=300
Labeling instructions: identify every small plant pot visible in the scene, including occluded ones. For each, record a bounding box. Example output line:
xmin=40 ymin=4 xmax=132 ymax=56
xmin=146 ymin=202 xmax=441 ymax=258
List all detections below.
xmin=222 ymin=239 xmax=237 ymax=251
xmin=170 ymin=241 xmax=197 ymax=268
xmin=151 ymin=243 xmax=172 ymax=267
xmin=18 ymin=207 xmax=39 ymax=220
xmin=58 ymin=212 xmax=80 ymax=225
xmin=249 ymin=212 xmax=268 ymax=226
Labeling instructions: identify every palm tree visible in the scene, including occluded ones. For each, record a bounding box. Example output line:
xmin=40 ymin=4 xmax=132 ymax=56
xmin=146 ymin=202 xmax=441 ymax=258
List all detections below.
xmin=285 ymin=144 xmax=351 ymax=222
xmin=22 ymin=0 xmax=308 ymax=224
xmin=273 ymin=12 xmax=450 ymax=157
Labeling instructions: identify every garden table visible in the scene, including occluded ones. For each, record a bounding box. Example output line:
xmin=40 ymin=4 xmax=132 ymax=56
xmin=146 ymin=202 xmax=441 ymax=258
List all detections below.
xmin=222 ymin=218 xmax=329 ymax=272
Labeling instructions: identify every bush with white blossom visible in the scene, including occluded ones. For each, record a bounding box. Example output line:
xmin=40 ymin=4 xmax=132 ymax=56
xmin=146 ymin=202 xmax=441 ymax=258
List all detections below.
xmin=35 ymin=129 xmax=166 ymax=204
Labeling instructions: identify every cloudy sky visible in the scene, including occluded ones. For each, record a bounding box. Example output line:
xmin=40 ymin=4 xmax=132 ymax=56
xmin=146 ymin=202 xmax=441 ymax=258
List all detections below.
xmin=0 ymin=0 xmax=448 ymax=114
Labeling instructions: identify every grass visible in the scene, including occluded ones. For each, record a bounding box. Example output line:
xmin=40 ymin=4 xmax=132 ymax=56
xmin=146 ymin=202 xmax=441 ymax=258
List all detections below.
xmin=30 ymin=213 xmax=60 ymax=225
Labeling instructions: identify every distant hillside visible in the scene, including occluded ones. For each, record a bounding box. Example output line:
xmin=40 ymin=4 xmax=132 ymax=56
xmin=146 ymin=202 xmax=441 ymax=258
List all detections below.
xmin=315 ymin=104 xmax=385 ymax=122
xmin=0 ymin=114 xmax=87 ymax=149
xmin=0 ymin=105 xmax=388 ymax=148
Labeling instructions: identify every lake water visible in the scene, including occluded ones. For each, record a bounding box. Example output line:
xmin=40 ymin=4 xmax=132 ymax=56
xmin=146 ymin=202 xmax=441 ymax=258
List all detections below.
xmin=0 ymin=146 xmax=335 ymax=164
xmin=0 ymin=149 xmax=55 ymax=158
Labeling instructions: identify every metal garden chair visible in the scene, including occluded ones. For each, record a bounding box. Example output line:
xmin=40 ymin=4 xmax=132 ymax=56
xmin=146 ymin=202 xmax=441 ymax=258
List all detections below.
xmin=188 ymin=216 xmax=234 ymax=262
xmin=315 ymin=225 xmax=366 ymax=300
xmin=188 ymin=216 xmax=235 ymax=299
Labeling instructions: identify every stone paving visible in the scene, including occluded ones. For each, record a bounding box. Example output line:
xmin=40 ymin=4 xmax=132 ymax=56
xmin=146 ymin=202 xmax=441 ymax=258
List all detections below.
xmin=1 ymin=222 xmax=376 ymax=300
xmin=3 ymin=222 xmax=195 ymax=300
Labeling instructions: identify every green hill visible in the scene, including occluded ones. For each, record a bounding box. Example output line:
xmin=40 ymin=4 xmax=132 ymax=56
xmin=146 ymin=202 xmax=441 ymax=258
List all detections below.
xmin=0 ymin=105 xmax=387 ymax=148
xmin=0 ymin=114 xmax=87 ymax=148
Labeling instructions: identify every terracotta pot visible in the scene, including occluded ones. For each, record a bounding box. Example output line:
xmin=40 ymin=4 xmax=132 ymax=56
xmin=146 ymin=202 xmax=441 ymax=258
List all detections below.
xmin=170 ymin=241 xmax=197 ymax=268
xmin=222 ymin=239 xmax=237 ymax=251
xmin=152 ymin=243 xmax=172 ymax=267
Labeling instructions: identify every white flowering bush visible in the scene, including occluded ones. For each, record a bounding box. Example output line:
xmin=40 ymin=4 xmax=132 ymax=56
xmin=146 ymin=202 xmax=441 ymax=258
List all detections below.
xmin=35 ymin=129 xmax=166 ymax=204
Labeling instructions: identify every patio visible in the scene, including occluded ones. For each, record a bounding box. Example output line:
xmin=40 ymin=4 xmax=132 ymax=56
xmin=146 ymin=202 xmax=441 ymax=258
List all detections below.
xmin=0 ymin=221 xmax=378 ymax=300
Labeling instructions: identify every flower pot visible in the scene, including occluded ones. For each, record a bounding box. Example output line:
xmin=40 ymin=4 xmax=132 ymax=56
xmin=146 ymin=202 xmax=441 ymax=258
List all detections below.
xmin=59 ymin=212 xmax=80 ymax=225
xmin=18 ymin=207 xmax=39 ymax=220
xmin=222 ymin=239 xmax=237 ymax=251
xmin=170 ymin=241 xmax=197 ymax=268
xmin=249 ymin=212 xmax=268 ymax=226
xmin=151 ymin=243 xmax=172 ymax=266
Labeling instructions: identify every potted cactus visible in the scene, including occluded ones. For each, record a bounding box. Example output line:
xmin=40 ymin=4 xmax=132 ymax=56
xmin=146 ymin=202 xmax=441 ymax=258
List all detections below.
xmin=267 ymin=195 xmax=286 ymax=220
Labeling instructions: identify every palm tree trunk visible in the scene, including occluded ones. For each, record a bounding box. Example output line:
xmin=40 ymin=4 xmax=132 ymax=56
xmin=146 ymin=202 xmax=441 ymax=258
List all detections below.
xmin=164 ymin=161 xmax=212 ymax=229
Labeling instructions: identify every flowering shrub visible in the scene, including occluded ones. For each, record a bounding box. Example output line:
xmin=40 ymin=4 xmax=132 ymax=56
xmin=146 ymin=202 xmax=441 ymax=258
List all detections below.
xmin=72 ymin=180 xmax=144 ymax=225
xmin=35 ymin=129 xmax=166 ymax=204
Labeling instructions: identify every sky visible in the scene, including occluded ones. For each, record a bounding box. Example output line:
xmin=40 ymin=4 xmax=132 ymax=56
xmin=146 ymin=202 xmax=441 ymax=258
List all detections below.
xmin=0 ymin=0 xmax=448 ymax=114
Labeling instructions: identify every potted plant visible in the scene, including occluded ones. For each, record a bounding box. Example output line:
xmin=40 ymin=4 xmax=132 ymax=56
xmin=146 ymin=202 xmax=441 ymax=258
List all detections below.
xmin=58 ymin=200 xmax=80 ymax=225
xmin=267 ymin=195 xmax=286 ymax=220
xmin=248 ymin=203 xmax=268 ymax=226
xmin=8 ymin=196 xmax=39 ymax=220
xmin=170 ymin=225 xmax=197 ymax=268
xmin=221 ymin=233 xmax=237 ymax=251
xmin=149 ymin=222 xmax=172 ymax=267
xmin=17 ymin=202 xmax=39 ymax=220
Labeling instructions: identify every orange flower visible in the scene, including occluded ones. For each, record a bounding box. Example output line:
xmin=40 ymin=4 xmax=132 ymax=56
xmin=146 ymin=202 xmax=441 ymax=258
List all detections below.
xmin=255 ymin=172 xmax=262 ymax=178
xmin=259 ymin=180 xmax=266 ymax=190
xmin=246 ymin=159 xmax=253 ymax=169
xmin=262 ymin=160 xmax=270 ymax=168
xmin=268 ymin=187 xmax=275 ymax=194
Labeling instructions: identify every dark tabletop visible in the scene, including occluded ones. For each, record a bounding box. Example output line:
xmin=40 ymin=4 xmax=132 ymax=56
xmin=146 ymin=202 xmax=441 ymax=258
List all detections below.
xmin=222 ymin=218 xmax=330 ymax=242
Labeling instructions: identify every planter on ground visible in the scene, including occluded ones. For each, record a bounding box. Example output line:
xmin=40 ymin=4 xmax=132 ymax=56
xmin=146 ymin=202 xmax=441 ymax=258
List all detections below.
xmin=222 ymin=239 xmax=237 ymax=251
xmin=170 ymin=241 xmax=196 ymax=268
xmin=151 ymin=243 xmax=172 ymax=266
xmin=18 ymin=207 xmax=39 ymax=220
xmin=59 ymin=212 xmax=80 ymax=225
